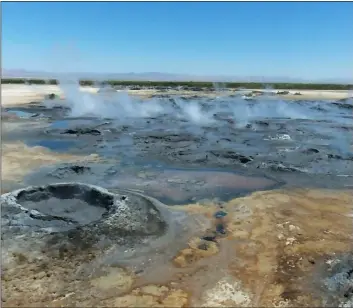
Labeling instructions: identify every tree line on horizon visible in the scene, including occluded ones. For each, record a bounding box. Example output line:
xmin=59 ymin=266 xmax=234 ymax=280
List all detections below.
xmin=1 ymin=77 xmax=352 ymax=90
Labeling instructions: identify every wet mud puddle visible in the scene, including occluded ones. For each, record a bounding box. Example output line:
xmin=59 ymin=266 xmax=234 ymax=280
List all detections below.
xmin=25 ymin=162 xmax=282 ymax=205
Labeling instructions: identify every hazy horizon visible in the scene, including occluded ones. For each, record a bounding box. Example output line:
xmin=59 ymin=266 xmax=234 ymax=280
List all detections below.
xmin=2 ymin=2 xmax=353 ymax=82
xmin=2 ymin=68 xmax=353 ymax=84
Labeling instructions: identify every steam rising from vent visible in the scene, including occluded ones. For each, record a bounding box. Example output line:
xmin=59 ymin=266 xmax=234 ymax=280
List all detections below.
xmin=51 ymin=76 xmax=352 ymax=157
xmin=55 ymin=76 xmax=318 ymax=125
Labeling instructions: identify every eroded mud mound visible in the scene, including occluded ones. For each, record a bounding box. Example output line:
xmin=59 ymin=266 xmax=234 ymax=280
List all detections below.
xmin=1 ymin=183 xmax=190 ymax=266
xmin=1 ymin=184 xmax=207 ymax=307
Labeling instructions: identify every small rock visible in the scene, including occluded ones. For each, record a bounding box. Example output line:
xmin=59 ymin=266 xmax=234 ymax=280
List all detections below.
xmin=87 ymin=154 xmax=99 ymax=160
xmin=12 ymin=252 xmax=27 ymax=263
xmin=303 ymin=148 xmax=319 ymax=154
xmin=36 ymin=271 xmax=46 ymax=279
xmin=289 ymin=224 xmax=300 ymax=232
xmin=308 ymin=257 xmax=316 ymax=265
xmin=277 ymin=233 xmax=285 ymax=240
xmin=325 ymin=258 xmax=340 ymax=268
xmin=201 ymin=230 xmax=218 ymax=242
xmin=344 ymin=286 xmax=353 ymax=298
xmin=64 ymin=128 xmax=101 ymax=136
xmin=214 ymin=210 xmax=228 ymax=219
xmin=202 ymin=235 xmax=217 ymax=242
xmin=216 ymin=223 xmax=226 ymax=235
xmin=137 ymin=172 xmax=147 ymax=179
xmin=198 ymin=243 xmax=209 ymax=251
xmin=285 ymin=237 xmax=296 ymax=246
xmin=46 ymin=93 xmax=57 ymax=100
xmin=167 ymin=178 xmax=184 ymax=184
xmin=328 ymin=154 xmax=343 ymax=160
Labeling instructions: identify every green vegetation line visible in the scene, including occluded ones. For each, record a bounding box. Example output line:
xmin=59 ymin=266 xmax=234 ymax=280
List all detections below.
xmin=1 ymin=78 xmax=352 ymax=90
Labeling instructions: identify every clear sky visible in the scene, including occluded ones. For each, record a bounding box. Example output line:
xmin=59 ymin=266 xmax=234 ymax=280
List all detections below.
xmin=2 ymin=1 xmax=353 ymax=80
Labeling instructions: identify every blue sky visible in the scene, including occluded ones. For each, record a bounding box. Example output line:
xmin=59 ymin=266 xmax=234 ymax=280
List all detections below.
xmin=2 ymin=2 xmax=353 ymax=80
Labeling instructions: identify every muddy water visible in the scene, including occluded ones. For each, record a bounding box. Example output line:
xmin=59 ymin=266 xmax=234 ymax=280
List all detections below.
xmin=105 ymin=168 xmax=281 ymax=204
xmin=20 ymin=198 xmax=106 ymax=225
xmin=3 ymin=95 xmax=353 ymax=197
xmin=23 ymin=163 xmax=281 ymax=205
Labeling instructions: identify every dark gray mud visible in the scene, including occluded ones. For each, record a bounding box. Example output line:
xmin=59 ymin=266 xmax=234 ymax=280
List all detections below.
xmin=24 ymin=163 xmax=281 ymax=205
xmin=2 ymin=92 xmax=353 ymax=307
xmin=1 ymin=183 xmax=201 ymax=272
xmin=3 ymin=94 xmax=353 ymax=198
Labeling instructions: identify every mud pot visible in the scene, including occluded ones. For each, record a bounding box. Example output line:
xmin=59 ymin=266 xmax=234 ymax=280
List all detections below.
xmin=1 ymin=86 xmax=353 ymax=307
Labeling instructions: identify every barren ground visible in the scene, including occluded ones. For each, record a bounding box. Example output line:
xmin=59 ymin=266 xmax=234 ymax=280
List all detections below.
xmin=1 ymin=142 xmax=99 ymax=193
xmin=1 ymin=84 xmax=351 ymax=107
xmin=1 ymin=85 xmax=353 ymax=307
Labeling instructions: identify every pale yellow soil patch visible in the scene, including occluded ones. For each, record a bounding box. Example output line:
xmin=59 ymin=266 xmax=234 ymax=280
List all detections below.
xmin=100 ymin=286 xmax=189 ymax=307
xmin=2 ymin=188 xmax=352 ymax=307
xmin=221 ymin=189 xmax=353 ymax=307
xmin=1 ymin=85 xmax=61 ymax=106
xmin=173 ymin=237 xmax=220 ymax=268
xmin=246 ymin=89 xmax=351 ymax=101
xmin=1 ymin=84 xmax=350 ymax=107
xmin=1 ymin=84 xmax=96 ymax=107
xmin=131 ymin=89 xmax=352 ymax=101
xmin=1 ymin=142 xmax=99 ymax=192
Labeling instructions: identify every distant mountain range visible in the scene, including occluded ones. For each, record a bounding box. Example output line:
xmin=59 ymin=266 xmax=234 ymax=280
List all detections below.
xmin=2 ymin=69 xmax=352 ymax=84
